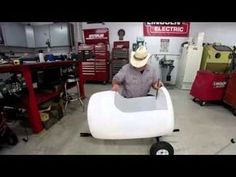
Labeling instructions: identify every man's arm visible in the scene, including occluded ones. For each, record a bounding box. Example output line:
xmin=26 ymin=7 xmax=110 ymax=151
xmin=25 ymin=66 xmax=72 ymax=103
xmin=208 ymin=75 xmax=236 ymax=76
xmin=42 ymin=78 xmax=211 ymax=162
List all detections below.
xmin=151 ymin=68 xmax=163 ymax=90
xmin=111 ymin=65 xmax=127 ymax=92
xmin=152 ymin=79 xmax=163 ymax=90
xmin=112 ymin=79 xmax=121 ymax=91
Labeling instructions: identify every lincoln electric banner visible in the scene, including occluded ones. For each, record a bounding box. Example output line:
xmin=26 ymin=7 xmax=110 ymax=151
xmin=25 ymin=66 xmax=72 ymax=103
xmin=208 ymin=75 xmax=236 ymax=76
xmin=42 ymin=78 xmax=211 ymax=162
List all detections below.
xmin=143 ymin=22 xmax=190 ymax=37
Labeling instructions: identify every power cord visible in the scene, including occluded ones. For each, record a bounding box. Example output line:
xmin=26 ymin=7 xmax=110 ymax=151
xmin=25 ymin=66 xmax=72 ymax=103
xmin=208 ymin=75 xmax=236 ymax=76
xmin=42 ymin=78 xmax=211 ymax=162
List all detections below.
xmin=215 ymin=138 xmax=235 ymax=155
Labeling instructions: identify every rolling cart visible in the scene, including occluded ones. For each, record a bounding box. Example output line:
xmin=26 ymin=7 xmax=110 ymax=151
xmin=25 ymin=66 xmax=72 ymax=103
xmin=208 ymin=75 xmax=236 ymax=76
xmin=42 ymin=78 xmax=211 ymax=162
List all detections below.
xmin=82 ymin=87 xmax=179 ymax=155
xmin=190 ymin=70 xmax=228 ymax=106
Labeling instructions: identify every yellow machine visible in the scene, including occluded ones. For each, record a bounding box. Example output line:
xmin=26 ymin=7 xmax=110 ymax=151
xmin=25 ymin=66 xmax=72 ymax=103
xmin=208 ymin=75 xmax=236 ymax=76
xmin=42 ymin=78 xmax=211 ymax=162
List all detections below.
xmin=200 ymin=44 xmax=232 ymax=73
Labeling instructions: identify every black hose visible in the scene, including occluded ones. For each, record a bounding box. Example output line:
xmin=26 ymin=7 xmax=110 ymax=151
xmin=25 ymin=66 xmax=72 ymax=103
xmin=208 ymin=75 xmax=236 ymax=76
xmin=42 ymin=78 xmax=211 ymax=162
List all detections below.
xmin=181 ymin=41 xmax=188 ymax=47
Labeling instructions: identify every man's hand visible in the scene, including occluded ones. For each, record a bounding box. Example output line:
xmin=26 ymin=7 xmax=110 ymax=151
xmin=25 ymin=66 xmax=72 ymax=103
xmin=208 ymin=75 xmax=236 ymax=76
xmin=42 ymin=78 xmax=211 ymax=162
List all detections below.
xmin=153 ymin=80 xmax=163 ymax=90
xmin=112 ymin=84 xmax=120 ymax=92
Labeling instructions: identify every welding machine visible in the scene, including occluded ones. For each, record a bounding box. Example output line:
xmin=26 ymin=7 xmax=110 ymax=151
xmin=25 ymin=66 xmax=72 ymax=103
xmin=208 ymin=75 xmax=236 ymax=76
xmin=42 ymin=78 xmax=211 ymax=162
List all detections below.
xmin=200 ymin=44 xmax=232 ymax=73
xmin=190 ymin=70 xmax=229 ymax=106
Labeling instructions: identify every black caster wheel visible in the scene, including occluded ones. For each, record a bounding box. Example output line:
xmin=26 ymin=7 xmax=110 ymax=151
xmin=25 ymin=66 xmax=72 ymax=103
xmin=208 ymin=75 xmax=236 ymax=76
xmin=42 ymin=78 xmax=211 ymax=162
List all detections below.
xmin=6 ymin=131 xmax=18 ymax=146
xmin=231 ymin=138 xmax=235 ymax=144
xmin=200 ymin=101 xmax=206 ymax=106
xmin=103 ymin=81 xmax=107 ymax=85
xmin=192 ymin=98 xmax=197 ymax=102
xmin=150 ymin=141 xmax=174 ymax=155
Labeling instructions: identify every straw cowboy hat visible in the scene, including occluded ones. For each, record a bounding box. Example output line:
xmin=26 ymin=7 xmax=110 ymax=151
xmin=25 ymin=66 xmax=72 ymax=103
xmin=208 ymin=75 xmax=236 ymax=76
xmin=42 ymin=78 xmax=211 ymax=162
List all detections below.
xmin=130 ymin=46 xmax=151 ymax=68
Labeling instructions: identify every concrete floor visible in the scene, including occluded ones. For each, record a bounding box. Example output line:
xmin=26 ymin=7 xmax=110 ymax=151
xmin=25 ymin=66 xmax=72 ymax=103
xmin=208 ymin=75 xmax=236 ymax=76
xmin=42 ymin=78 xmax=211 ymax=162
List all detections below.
xmin=1 ymin=83 xmax=236 ymax=155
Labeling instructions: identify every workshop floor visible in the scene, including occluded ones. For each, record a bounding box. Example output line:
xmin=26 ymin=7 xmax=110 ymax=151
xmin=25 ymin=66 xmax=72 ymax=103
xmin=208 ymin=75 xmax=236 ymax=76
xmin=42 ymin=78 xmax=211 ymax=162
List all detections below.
xmin=1 ymin=83 xmax=236 ymax=155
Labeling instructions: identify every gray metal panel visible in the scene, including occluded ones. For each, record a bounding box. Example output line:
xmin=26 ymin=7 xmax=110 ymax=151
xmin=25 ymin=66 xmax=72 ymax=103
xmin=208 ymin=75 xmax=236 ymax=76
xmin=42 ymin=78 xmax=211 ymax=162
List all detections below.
xmin=114 ymin=89 xmax=168 ymax=112
xmin=34 ymin=25 xmax=50 ymax=47
xmin=25 ymin=26 xmax=35 ymax=48
xmin=49 ymin=23 xmax=69 ymax=47
xmin=1 ymin=23 xmax=27 ymax=47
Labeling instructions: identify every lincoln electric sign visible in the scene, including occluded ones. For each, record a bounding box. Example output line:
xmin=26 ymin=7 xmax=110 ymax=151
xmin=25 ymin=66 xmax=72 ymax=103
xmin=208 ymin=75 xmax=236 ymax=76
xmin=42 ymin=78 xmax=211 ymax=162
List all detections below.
xmin=143 ymin=22 xmax=190 ymax=37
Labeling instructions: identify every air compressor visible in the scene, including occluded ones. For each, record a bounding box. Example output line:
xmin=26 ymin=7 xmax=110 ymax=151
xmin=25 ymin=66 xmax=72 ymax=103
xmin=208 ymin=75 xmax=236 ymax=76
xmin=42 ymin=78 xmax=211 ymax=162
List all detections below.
xmin=159 ymin=55 xmax=175 ymax=84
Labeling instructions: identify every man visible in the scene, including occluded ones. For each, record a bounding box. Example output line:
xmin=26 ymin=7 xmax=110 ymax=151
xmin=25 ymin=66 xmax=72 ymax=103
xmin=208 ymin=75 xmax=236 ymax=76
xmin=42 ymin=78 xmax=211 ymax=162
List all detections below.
xmin=112 ymin=46 xmax=163 ymax=98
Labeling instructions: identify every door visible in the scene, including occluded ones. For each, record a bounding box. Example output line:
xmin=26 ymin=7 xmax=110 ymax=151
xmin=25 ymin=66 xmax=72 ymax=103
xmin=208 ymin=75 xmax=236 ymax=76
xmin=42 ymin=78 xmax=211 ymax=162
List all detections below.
xmin=34 ymin=25 xmax=50 ymax=48
xmin=49 ymin=23 xmax=69 ymax=47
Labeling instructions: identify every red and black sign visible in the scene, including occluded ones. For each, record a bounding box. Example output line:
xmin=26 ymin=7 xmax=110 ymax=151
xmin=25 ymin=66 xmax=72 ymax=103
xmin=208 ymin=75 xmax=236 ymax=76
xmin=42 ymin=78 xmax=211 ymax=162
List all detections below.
xmin=143 ymin=22 xmax=190 ymax=37
xmin=83 ymin=28 xmax=109 ymax=45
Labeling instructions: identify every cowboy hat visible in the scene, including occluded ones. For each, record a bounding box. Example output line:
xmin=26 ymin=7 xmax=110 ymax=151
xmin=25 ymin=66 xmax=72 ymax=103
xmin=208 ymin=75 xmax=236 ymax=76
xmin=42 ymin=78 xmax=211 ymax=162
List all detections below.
xmin=130 ymin=46 xmax=150 ymax=68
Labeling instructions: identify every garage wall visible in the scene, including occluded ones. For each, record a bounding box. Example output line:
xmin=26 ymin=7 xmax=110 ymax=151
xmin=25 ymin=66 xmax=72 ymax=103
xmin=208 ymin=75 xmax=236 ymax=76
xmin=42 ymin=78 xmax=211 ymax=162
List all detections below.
xmin=79 ymin=22 xmax=236 ymax=84
xmin=81 ymin=22 xmax=189 ymax=54
xmin=189 ymin=22 xmax=236 ymax=46
xmin=0 ymin=46 xmax=35 ymax=55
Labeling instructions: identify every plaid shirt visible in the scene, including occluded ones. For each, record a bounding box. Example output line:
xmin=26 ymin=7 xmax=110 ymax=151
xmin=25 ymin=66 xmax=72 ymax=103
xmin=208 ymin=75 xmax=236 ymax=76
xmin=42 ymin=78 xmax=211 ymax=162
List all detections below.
xmin=113 ymin=64 xmax=159 ymax=98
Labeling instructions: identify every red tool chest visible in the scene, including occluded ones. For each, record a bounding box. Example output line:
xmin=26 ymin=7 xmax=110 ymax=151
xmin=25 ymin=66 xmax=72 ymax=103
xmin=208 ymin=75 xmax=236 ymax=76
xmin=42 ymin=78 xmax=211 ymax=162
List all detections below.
xmin=79 ymin=44 xmax=109 ymax=83
xmin=223 ymin=72 xmax=236 ymax=115
xmin=190 ymin=70 xmax=229 ymax=106
xmin=111 ymin=41 xmax=130 ymax=79
xmin=80 ymin=28 xmax=110 ymax=83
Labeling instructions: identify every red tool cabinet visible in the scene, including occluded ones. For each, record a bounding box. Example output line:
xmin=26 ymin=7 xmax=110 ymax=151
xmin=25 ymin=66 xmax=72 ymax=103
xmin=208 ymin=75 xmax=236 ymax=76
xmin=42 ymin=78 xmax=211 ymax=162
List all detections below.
xmin=223 ymin=72 xmax=236 ymax=115
xmin=111 ymin=41 xmax=130 ymax=79
xmin=81 ymin=28 xmax=110 ymax=83
xmin=79 ymin=44 xmax=109 ymax=83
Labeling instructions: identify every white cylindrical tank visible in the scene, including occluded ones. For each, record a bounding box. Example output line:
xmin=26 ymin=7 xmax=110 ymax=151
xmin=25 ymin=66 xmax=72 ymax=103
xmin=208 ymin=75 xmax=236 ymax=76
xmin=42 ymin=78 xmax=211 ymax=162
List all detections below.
xmin=87 ymin=87 xmax=174 ymax=140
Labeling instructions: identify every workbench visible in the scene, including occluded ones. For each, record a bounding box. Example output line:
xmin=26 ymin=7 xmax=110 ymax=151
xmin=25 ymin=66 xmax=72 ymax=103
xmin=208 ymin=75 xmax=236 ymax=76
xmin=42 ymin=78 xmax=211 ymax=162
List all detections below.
xmin=0 ymin=61 xmax=85 ymax=134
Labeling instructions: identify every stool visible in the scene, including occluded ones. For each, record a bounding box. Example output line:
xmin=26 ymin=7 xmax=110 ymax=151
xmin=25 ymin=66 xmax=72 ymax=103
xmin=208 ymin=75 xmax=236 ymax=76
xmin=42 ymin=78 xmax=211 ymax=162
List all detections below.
xmin=64 ymin=75 xmax=85 ymax=112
